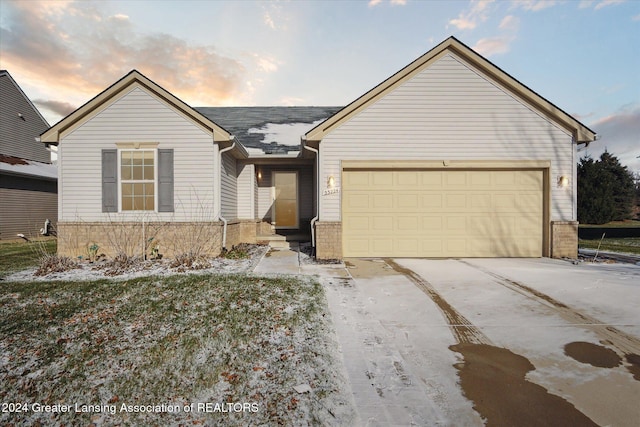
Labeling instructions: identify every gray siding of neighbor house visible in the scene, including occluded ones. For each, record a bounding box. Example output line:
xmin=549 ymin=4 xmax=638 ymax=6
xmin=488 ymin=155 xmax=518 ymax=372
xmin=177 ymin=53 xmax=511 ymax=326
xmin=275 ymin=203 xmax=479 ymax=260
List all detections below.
xmin=319 ymin=53 xmax=575 ymax=222
xmin=0 ymin=72 xmax=50 ymax=163
xmin=220 ymin=151 xmax=238 ymax=220
xmin=59 ymin=85 xmax=217 ymax=222
xmin=0 ymin=174 xmax=57 ymax=239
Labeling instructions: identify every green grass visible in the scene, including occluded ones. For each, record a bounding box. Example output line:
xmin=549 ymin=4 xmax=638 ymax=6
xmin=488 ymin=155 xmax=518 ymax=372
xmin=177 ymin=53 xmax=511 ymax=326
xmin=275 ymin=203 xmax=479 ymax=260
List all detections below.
xmin=578 ymin=238 xmax=640 ymax=255
xmin=0 ymin=239 xmax=56 ymax=278
xmin=0 ymin=274 xmax=353 ymax=426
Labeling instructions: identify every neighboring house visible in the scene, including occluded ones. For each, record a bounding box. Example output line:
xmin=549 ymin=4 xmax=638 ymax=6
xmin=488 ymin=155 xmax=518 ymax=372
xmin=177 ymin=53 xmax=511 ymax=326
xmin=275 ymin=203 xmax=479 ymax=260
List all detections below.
xmin=0 ymin=70 xmax=57 ymax=240
xmin=42 ymin=37 xmax=596 ymax=260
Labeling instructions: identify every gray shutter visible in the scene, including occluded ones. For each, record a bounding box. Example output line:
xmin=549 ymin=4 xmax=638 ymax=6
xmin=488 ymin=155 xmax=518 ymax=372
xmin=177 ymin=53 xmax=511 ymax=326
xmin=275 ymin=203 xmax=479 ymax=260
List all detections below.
xmin=102 ymin=149 xmax=118 ymax=212
xmin=157 ymin=149 xmax=174 ymax=212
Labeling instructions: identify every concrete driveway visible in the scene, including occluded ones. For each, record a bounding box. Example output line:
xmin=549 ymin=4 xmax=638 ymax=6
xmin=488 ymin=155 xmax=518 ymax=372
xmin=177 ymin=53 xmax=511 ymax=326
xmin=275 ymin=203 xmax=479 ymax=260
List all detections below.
xmin=322 ymin=258 xmax=640 ymax=426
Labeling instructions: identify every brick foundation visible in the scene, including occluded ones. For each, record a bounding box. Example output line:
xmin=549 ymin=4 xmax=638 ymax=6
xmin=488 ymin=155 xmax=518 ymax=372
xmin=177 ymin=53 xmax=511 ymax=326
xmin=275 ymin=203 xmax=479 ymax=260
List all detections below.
xmin=551 ymin=221 xmax=578 ymax=259
xmin=315 ymin=221 xmax=342 ymax=260
xmin=224 ymin=220 xmax=258 ymax=248
xmin=57 ymin=221 xmax=225 ymax=259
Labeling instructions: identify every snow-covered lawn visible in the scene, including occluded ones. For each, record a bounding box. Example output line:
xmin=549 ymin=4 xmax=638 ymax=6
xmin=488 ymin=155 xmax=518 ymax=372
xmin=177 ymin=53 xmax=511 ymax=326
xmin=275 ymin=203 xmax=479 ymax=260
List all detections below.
xmin=0 ymin=271 xmax=355 ymax=425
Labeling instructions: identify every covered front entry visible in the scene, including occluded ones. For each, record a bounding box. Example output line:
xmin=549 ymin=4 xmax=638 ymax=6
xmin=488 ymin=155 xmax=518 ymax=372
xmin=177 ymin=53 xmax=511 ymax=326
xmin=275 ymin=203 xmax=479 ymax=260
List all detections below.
xmin=272 ymin=170 xmax=299 ymax=229
xmin=342 ymin=167 xmax=546 ymax=258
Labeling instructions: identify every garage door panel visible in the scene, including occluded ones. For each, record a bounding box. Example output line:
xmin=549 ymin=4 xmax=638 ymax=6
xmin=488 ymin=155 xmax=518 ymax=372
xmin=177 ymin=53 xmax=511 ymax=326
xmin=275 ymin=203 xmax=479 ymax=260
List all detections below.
xmin=398 ymin=194 xmax=419 ymax=208
xmin=342 ymin=169 xmax=543 ymax=258
xmin=373 ymin=171 xmax=394 ymax=186
xmin=421 ymin=194 xmax=443 ymax=208
xmin=373 ymin=194 xmax=393 ymax=209
xmin=344 ymin=216 xmax=369 ymax=231
xmin=422 ymin=216 xmax=443 ymax=230
xmin=373 ymin=216 xmax=393 ymax=231
xmin=445 ymin=171 xmax=468 ymax=187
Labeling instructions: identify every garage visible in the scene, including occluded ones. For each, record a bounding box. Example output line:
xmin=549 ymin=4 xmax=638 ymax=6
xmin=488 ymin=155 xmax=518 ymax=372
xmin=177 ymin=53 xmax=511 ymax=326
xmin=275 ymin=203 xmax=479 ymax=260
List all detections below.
xmin=342 ymin=168 xmax=545 ymax=258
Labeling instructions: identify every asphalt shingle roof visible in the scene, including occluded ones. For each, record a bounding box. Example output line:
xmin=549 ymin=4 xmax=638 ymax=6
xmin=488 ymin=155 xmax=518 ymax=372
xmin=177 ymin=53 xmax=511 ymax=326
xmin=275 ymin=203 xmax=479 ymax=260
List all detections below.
xmin=196 ymin=106 xmax=341 ymax=154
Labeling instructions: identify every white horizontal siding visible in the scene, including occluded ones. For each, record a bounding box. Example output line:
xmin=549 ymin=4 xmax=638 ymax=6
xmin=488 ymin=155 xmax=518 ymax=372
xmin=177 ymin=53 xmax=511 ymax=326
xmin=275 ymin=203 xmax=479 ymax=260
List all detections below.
xmin=256 ymin=168 xmax=273 ymax=221
xmin=236 ymin=163 xmax=254 ymax=220
xmin=320 ymin=53 xmax=574 ymax=222
xmin=220 ymin=151 xmax=237 ymax=220
xmin=60 ymin=86 xmax=217 ymax=222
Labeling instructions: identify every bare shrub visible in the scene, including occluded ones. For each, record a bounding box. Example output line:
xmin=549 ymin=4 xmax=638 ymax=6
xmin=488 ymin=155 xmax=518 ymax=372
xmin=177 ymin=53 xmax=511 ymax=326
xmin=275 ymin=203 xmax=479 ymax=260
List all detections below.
xmin=169 ymin=252 xmax=211 ymax=270
xmin=35 ymin=254 xmax=79 ymax=276
xmin=99 ymin=253 xmax=144 ymax=276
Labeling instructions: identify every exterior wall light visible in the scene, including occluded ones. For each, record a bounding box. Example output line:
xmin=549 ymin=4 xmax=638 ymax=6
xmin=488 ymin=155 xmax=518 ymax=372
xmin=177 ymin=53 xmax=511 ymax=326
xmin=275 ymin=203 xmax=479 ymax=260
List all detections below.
xmin=558 ymin=175 xmax=569 ymax=187
xmin=327 ymin=175 xmax=335 ymax=189
xmin=257 ymin=170 xmax=262 ymax=180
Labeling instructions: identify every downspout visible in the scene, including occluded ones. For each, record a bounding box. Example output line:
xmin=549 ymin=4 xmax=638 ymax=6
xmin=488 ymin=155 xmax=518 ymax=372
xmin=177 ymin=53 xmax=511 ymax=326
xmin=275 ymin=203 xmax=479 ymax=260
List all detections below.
xmin=302 ymin=140 xmax=319 ymax=252
xmin=218 ymin=138 xmax=236 ymax=251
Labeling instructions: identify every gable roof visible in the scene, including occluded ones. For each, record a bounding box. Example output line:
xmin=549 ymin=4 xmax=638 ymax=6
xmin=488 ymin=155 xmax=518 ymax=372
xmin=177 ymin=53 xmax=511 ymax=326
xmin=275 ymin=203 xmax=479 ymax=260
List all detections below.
xmin=198 ymin=106 xmax=340 ymax=155
xmin=304 ymin=36 xmax=596 ymax=144
xmin=40 ymin=70 xmax=233 ymax=145
xmin=0 ymin=70 xmax=51 ymax=163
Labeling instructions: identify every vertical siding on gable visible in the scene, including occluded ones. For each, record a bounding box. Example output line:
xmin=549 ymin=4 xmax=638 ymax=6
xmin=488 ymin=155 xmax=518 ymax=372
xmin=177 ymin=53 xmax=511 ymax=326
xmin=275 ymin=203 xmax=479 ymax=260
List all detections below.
xmin=0 ymin=74 xmax=51 ymax=163
xmin=319 ymin=53 xmax=574 ymax=222
xmin=236 ymin=163 xmax=255 ymax=220
xmin=60 ymin=86 xmax=217 ymax=222
xmin=220 ymin=151 xmax=237 ymax=220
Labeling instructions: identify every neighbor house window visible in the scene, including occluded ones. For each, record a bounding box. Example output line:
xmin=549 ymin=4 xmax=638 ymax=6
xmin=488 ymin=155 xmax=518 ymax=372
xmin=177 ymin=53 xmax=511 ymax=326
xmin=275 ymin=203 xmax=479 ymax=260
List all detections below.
xmin=120 ymin=149 xmax=155 ymax=211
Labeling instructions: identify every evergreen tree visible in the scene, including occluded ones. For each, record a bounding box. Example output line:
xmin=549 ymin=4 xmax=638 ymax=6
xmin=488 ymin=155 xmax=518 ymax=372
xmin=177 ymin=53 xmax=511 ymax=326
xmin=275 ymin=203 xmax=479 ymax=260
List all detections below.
xmin=577 ymin=151 xmax=635 ymax=224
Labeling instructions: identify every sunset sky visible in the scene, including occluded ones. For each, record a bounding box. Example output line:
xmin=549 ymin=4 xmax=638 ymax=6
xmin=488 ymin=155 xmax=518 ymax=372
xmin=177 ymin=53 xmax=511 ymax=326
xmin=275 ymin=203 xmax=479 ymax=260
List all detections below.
xmin=1 ymin=0 xmax=638 ymax=170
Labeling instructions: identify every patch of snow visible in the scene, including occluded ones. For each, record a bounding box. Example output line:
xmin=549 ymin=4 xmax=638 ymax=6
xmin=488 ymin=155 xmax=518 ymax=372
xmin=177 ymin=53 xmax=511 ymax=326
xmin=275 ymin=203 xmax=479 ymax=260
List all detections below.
xmin=247 ymin=119 xmax=325 ymax=147
xmin=0 ymin=159 xmax=57 ymax=179
xmin=4 ymin=245 xmax=269 ymax=282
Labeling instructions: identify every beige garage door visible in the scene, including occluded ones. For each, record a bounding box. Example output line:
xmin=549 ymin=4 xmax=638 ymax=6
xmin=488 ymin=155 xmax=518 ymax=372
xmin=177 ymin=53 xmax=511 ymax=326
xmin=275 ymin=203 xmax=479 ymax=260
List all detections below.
xmin=342 ymin=169 xmax=543 ymax=258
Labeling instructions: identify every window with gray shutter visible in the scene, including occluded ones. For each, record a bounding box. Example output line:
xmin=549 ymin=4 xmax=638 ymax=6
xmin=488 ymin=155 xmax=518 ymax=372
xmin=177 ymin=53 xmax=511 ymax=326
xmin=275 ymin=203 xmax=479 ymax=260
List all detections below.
xmin=102 ymin=149 xmax=118 ymax=212
xmin=157 ymin=149 xmax=174 ymax=212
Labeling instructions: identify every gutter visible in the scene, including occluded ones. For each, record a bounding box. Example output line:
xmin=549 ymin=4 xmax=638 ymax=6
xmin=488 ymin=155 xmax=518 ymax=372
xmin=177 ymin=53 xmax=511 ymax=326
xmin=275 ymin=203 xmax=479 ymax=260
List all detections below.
xmin=218 ymin=138 xmax=236 ymax=251
xmin=302 ymin=139 xmax=319 ymax=251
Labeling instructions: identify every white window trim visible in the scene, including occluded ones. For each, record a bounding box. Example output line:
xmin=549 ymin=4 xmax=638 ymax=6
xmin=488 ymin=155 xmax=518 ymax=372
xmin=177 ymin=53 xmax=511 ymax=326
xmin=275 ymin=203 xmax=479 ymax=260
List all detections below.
xmin=117 ymin=148 xmax=158 ymax=213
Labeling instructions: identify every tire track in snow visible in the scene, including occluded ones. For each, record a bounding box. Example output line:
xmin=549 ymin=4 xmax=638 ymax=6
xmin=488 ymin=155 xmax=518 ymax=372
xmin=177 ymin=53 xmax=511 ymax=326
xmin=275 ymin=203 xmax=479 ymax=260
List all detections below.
xmin=458 ymin=260 xmax=640 ymax=356
xmin=384 ymin=259 xmax=493 ymax=346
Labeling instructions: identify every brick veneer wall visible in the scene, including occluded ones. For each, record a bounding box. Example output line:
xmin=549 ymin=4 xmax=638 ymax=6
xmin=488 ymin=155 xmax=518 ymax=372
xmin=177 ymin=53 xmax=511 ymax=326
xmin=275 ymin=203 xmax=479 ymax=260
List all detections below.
xmin=551 ymin=221 xmax=578 ymax=259
xmin=57 ymin=221 xmax=225 ymax=259
xmin=315 ymin=221 xmax=342 ymax=260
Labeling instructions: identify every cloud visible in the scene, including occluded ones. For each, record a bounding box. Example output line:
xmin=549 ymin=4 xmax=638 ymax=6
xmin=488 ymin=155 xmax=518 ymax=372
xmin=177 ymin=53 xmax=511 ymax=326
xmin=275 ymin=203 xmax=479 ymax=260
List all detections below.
xmin=473 ymin=37 xmax=512 ymax=56
xmin=472 ymin=15 xmax=519 ymax=57
xmin=499 ymin=15 xmax=520 ymax=31
xmin=585 ymin=104 xmax=640 ymax=172
xmin=33 ymin=99 xmax=77 ymax=118
xmin=448 ymin=0 xmax=495 ymax=30
xmin=253 ymin=54 xmax=281 ymax=73
xmin=633 ymin=14 xmax=640 ymax=21
xmin=368 ymin=0 xmax=407 ymax=6
xmin=0 ymin=0 xmax=251 ymax=120
xmin=512 ymin=1 xmax=557 ymax=12
xmin=579 ymin=0 xmax=626 ymax=10
xmin=594 ymin=0 xmax=625 ymax=10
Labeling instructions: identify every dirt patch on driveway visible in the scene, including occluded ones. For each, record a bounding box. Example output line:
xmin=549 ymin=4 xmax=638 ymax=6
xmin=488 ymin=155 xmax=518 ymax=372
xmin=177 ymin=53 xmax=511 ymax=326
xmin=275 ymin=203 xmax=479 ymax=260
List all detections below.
xmin=451 ymin=343 xmax=598 ymax=427
xmin=564 ymin=341 xmax=622 ymax=368
xmin=625 ymin=354 xmax=640 ymax=380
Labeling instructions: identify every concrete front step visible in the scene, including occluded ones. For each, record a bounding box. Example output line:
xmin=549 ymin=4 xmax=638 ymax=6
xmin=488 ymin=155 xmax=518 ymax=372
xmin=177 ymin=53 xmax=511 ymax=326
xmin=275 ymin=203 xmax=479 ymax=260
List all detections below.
xmin=257 ymin=234 xmax=311 ymax=248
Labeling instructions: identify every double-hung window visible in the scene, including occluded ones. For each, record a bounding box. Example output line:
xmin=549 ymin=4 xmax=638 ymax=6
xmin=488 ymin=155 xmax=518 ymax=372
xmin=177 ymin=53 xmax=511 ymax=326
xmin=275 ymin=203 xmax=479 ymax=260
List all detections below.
xmin=120 ymin=149 xmax=155 ymax=211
